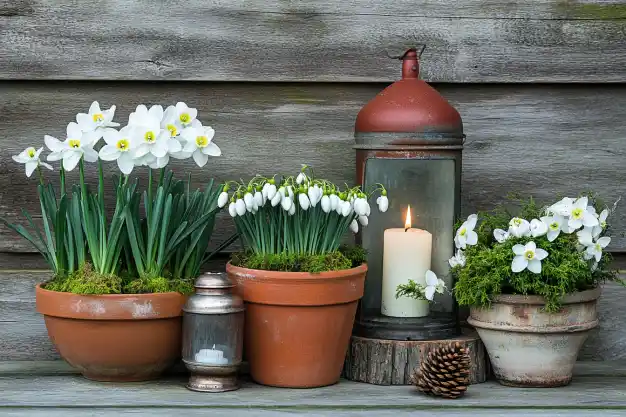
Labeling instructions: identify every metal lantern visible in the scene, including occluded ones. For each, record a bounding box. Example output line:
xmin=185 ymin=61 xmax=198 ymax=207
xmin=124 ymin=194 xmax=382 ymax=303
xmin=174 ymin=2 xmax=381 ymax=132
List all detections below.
xmin=353 ymin=47 xmax=463 ymax=341
xmin=182 ymin=272 xmax=245 ymax=392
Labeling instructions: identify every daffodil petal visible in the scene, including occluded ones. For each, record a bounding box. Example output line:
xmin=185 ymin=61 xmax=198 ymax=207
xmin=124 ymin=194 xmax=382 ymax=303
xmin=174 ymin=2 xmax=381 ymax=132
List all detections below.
xmin=546 ymin=229 xmax=559 ymax=242
xmin=25 ymin=161 xmax=38 ymax=177
xmin=201 ymin=142 xmax=221 ymax=156
xmin=424 ymin=286 xmax=435 ymax=301
xmin=151 ymin=140 xmax=168 ymax=158
xmin=63 ymin=151 xmax=81 ymax=171
xmin=99 ymin=144 xmax=120 ymax=161
xmin=117 ymin=153 xmax=134 ymax=175
xmin=598 ymin=236 xmax=611 ymax=248
xmin=582 ymin=212 xmax=599 ymax=228
xmin=192 ymin=150 xmax=208 ymax=167
xmin=82 ymin=147 xmax=99 ymax=162
xmin=425 ymin=270 xmax=438 ymax=286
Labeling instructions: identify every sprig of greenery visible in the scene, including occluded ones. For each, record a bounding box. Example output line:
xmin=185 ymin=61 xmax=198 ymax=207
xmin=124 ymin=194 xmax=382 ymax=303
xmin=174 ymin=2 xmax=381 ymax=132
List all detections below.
xmin=395 ymin=279 xmax=428 ymax=301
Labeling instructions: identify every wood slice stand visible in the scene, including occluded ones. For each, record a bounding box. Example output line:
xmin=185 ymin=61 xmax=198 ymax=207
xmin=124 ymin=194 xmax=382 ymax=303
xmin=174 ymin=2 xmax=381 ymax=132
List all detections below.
xmin=343 ymin=330 xmax=488 ymax=385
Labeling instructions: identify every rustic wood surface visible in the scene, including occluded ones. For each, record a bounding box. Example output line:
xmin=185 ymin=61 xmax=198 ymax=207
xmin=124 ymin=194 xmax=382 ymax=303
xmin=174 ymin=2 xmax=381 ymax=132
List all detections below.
xmin=343 ymin=333 xmax=487 ymax=385
xmin=1 ymin=1 xmax=625 ymax=82
xmin=2 ymin=83 xmax=626 ymax=253
xmin=4 ymin=412 xmax=625 ymax=417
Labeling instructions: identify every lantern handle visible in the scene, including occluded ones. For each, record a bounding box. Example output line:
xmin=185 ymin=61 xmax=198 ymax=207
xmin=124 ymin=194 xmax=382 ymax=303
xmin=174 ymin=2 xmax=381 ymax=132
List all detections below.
xmin=385 ymin=44 xmax=427 ymax=60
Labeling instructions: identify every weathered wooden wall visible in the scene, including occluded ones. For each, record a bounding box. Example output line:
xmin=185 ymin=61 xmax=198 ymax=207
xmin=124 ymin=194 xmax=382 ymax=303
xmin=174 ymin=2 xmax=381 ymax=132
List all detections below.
xmin=1 ymin=0 xmax=625 ymax=362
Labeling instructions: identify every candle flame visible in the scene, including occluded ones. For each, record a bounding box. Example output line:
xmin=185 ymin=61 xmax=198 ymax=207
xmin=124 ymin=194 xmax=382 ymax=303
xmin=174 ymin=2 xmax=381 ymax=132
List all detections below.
xmin=405 ymin=205 xmax=412 ymax=230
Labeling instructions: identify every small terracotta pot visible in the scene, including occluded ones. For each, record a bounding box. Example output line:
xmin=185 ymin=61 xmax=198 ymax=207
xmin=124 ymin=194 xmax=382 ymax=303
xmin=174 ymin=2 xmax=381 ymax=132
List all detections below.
xmin=227 ymin=262 xmax=367 ymax=388
xmin=35 ymin=284 xmax=186 ymax=382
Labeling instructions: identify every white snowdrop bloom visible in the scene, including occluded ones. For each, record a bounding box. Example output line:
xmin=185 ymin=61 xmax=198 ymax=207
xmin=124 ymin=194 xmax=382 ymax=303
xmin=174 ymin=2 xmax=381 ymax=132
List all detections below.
xmin=354 ymin=198 xmax=368 ymax=216
xmin=493 ymin=228 xmax=510 ymax=243
xmin=308 ymin=186 xmax=321 ymax=207
xmin=161 ymin=105 xmax=184 ymax=138
xmin=341 ymin=200 xmax=352 ymax=217
xmin=299 ymin=193 xmax=310 ymax=210
xmin=278 ymin=187 xmax=286 ymax=198
xmin=270 ymin=192 xmax=282 ymax=207
xmin=321 ymin=195 xmax=331 ymax=213
xmin=266 ymin=184 xmax=277 ymax=201
xmin=358 ymin=215 xmax=369 ymax=226
xmin=288 ymin=202 xmax=296 ymax=215
xmin=448 ymin=250 xmax=466 ymax=268
xmin=76 ymin=101 xmax=119 ymax=139
xmin=281 ymin=196 xmax=293 ymax=212
xmin=511 ymin=241 xmax=548 ymax=274
xmin=424 ymin=270 xmax=442 ymax=301
xmin=181 ymin=122 xmax=221 ymax=168
xmin=540 ymin=215 xmax=565 ymax=242
xmin=296 ymin=172 xmax=307 ymax=185
xmin=377 ymin=195 xmax=389 ymax=212
xmin=585 ymin=236 xmax=610 ymax=262
xmin=99 ymin=127 xmax=136 ymax=175
xmin=454 ymin=214 xmax=478 ymax=249
xmin=546 ymin=197 xmax=574 ymax=217
xmin=228 ymin=202 xmax=237 ymax=217
xmin=350 ymin=219 xmax=359 ymax=233
xmin=329 ymin=194 xmax=339 ymax=211
xmin=530 ymin=218 xmax=548 ymax=238
xmin=243 ymin=193 xmax=254 ymax=211
xmin=287 ymin=186 xmax=294 ymax=199
xmin=45 ymin=122 xmax=99 ymax=171
xmin=508 ymin=217 xmax=531 ymax=238
xmin=218 ymin=192 xmax=229 ymax=208
xmin=568 ymin=197 xmax=599 ymax=230
xmin=253 ymin=191 xmax=263 ymax=208
xmin=173 ymin=102 xmax=197 ymax=127
xmin=235 ymin=199 xmax=246 ymax=216
xmin=12 ymin=147 xmax=53 ymax=177
xmin=592 ymin=209 xmax=609 ymax=239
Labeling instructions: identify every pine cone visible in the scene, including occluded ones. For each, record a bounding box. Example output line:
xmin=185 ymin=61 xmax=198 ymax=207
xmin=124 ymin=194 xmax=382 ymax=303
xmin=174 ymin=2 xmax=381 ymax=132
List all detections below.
xmin=412 ymin=342 xmax=471 ymax=399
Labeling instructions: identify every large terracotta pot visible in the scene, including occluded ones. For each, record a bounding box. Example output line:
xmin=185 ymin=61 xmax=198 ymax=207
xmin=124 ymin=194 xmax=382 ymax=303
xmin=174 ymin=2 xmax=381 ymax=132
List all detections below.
xmin=35 ymin=284 xmax=186 ymax=382
xmin=467 ymin=287 xmax=600 ymax=388
xmin=227 ymin=262 xmax=367 ymax=388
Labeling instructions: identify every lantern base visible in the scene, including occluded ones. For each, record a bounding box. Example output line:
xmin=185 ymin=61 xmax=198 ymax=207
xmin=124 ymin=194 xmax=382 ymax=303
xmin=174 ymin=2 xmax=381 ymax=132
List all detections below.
xmin=353 ymin=311 xmax=459 ymax=341
xmin=186 ymin=373 xmax=239 ymax=393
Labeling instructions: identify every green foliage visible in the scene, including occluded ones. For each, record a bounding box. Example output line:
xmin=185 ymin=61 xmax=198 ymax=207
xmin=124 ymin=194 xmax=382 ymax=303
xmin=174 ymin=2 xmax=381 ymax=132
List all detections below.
xmin=452 ymin=196 xmax=619 ymax=313
xmin=338 ymin=244 xmax=368 ymax=268
xmin=395 ymin=279 xmax=428 ymax=301
xmin=231 ymin=250 xmax=355 ymax=273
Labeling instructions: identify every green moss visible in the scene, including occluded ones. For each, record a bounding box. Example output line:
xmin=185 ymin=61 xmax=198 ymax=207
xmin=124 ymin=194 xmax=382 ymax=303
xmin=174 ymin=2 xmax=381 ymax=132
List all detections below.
xmin=231 ymin=250 xmax=355 ymax=273
xmin=557 ymin=2 xmax=626 ymax=19
xmin=122 ymin=274 xmax=195 ymax=295
xmin=338 ymin=244 xmax=368 ymax=268
xmin=45 ymin=264 xmax=122 ymax=295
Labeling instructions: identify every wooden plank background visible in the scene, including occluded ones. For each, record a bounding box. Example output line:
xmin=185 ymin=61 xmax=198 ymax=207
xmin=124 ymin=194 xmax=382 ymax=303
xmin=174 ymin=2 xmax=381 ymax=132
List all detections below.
xmin=1 ymin=0 xmax=626 ymax=362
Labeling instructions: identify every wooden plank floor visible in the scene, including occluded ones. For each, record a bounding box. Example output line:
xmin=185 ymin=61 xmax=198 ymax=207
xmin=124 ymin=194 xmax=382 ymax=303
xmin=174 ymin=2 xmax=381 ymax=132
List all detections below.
xmin=1 ymin=363 xmax=626 ymax=415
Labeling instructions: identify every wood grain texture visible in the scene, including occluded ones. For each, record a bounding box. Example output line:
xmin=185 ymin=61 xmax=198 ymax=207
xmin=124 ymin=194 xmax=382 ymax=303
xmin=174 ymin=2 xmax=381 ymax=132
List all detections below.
xmin=343 ymin=333 xmax=487 ymax=385
xmin=1 ymin=1 xmax=625 ymax=82
xmin=1 ymin=82 xmax=626 ymax=253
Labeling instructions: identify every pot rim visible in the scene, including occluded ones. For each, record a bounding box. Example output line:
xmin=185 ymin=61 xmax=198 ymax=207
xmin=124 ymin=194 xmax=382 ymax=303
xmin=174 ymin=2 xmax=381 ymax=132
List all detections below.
xmin=225 ymin=261 xmax=367 ymax=281
xmin=485 ymin=286 xmax=601 ymax=306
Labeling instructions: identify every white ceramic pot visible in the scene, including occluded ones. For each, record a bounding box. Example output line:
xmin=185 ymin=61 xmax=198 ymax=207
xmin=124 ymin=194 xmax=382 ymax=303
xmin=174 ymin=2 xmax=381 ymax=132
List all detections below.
xmin=468 ymin=287 xmax=600 ymax=387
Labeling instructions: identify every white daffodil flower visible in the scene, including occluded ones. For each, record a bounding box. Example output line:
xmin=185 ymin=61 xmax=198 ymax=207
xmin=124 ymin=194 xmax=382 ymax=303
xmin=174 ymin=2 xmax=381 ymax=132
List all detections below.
xmin=546 ymin=197 xmax=574 ymax=217
xmin=173 ymin=102 xmax=197 ymax=127
xmin=493 ymin=228 xmax=510 ymax=243
xmin=592 ymin=209 xmax=609 ymax=239
xmin=12 ymin=147 xmax=53 ymax=177
xmin=228 ymin=202 xmax=237 ymax=218
xmin=99 ymin=126 xmax=137 ymax=175
xmin=350 ymin=219 xmax=359 ymax=233
xmin=45 ymin=122 xmax=99 ymax=171
xmin=358 ymin=215 xmax=369 ymax=226
xmin=76 ymin=101 xmax=119 ymax=139
xmin=424 ymin=270 xmax=445 ymax=301
xmin=577 ymin=227 xmax=594 ymax=246
xmin=161 ymin=105 xmax=184 ymax=138
xmin=218 ymin=192 xmax=229 ymax=208
xmin=508 ymin=217 xmax=531 ymax=238
xmin=585 ymin=236 xmax=610 ymax=262
xmin=129 ymin=110 xmax=169 ymax=160
xmin=540 ymin=215 xmax=565 ymax=242
xmin=530 ymin=218 xmax=548 ymax=237
xmin=321 ymin=195 xmax=331 ymax=213
xmin=454 ymin=214 xmax=478 ymax=249
xmin=448 ymin=250 xmax=466 ymax=268
xmin=180 ymin=122 xmax=221 ymax=167
xmin=568 ymin=197 xmax=599 ymax=230
xmin=512 ymin=241 xmax=548 ymax=274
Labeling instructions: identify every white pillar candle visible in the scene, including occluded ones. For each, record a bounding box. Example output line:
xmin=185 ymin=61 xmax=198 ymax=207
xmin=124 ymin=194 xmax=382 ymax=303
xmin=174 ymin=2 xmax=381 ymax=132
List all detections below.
xmin=195 ymin=345 xmax=229 ymax=365
xmin=381 ymin=206 xmax=433 ymax=318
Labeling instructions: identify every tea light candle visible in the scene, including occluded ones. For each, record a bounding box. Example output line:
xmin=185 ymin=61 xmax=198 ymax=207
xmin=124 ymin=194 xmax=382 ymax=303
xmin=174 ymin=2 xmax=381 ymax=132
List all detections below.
xmin=381 ymin=205 xmax=432 ymax=318
xmin=195 ymin=345 xmax=229 ymax=365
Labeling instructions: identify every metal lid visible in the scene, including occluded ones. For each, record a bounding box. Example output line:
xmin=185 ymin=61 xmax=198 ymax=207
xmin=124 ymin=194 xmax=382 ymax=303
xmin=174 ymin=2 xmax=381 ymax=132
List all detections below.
xmin=182 ymin=272 xmax=244 ymax=315
xmin=194 ymin=272 xmax=234 ymax=290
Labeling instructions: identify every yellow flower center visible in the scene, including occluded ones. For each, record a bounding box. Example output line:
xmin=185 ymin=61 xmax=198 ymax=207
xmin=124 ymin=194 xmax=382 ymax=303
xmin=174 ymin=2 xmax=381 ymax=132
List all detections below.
xmin=512 ymin=218 xmax=522 ymax=226
xmin=524 ymin=250 xmax=534 ymax=260
xmin=27 ymin=148 xmax=36 ymax=158
xmin=68 ymin=139 xmax=81 ymax=148
xmin=595 ymin=243 xmax=602 ymax=251
xmin=195 ymin=135 xmax=208 ymax=148
xmin=572 ymin=208 xmax=583 ymax=219
xmin=601 ymin=221 xmax=607 ymax=229
xmin=179 ymin=113 xmax=191 ymax=124
xmin=116 ymin=139 xmax=130 ymax=151
xmin=166 ymin=124 xmax=178 ymax=137
xmin=144 ymin=131 xmax=156 ymax=143
xmin=549 ymin=222 xmax=559 ymax=231
xmin=92 ymin=113 xmax=104 ymax=122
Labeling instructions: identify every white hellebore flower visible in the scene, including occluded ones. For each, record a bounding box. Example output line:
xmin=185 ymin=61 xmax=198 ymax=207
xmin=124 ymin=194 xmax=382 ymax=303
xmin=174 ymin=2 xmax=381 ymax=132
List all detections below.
xmin=228 ymin=202 xmax=237 ymax=217
xmin=100 ymin=127 xmax=136 ymax=175
xmin=592 ymin=209 xmax=609 ymax=239
xmin=350 ymin=219 xmax=359 ymax=233
xmin=76 ymin=101 xmax=119 ymax=139
xmin=448 ymin=250 xmax=466 ymax=268
xmin=12 ymin=147 xmax=52 ymax=177
xmin=568 ymin=197 xmax=599 ymax=230
xmin=45 ymin=122 xmax=99 ymax=171
xmin=218 ymin=192 xmax=229 ymax=208
xmin=173 ymin=102 xmax=197 ymax=127
xmin=424 ymin=270 xmax=445 ymax=301
xmin=493 ymin=228 xmax=510 ymax=243
xmin=454 ymin=214 xmax=478 ymax=249
xmin=585 ymin=236 xmax=611 ymax=262
xmin=530 ymin=218 xmax=548 ymax=238
xmin=377 ymin=195 xmax=389 ymax=212
xmin=181 ymin=122 xmax=221 ymax=167
xmin=512 ymin=241 xmax=548 ymax=274
xmin=541 ymin=215 xmax=565 ymax=242
xmin=509 ymin=217 xmax=531 ymax=238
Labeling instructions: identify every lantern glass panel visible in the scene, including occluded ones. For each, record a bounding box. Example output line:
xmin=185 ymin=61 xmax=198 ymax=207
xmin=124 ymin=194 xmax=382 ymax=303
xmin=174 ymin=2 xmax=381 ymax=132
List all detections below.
xmin=182 ymin=312 xmax=244 ymax=366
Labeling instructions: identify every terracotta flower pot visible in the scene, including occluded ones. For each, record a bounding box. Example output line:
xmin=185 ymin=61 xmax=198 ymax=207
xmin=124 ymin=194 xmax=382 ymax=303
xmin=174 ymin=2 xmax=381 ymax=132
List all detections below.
xmin=227 ymin=262 xmax=367 ymax=388
xmin=35 ymin=284 xmax=187 ymax=382
xmin=468 ymin=287 xmax=600 ymax=387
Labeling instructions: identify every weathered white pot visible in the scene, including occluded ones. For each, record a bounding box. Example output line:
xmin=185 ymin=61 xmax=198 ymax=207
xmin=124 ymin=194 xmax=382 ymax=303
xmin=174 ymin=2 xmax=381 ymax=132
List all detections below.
xmin=467 ymin=287 xmax=600 ymax=387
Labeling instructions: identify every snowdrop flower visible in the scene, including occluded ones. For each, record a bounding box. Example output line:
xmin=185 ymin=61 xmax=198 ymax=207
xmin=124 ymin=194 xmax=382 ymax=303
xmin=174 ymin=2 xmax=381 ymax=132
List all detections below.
xmin=358 ymin=215 xmax=369 ymax=226
xmin=288 ymin=202 xmax=296 ymax=215
xmin=299 ymin=193 xmax=310 ymax=211
xmin=296 ymin=172 xmax=307 ymax=185
xmin=281 ymin=196 xmax=293 ymax=212
xmin=243 ymin=193 xmax=254 ymax=211
xmin=350 ymin=219 xmax=359 ymax=233
xmin=181 ymin=122 xmax=221 ymax=167
xmin=493 ymin=228 xmax=510 ymax=243
xmin=330 ymin=194 xmax=340 ymax=211
xmin=546 ymin=197 xmax=574 ymax=217
xmin=585 ymin=236 xmax=610 ymax=262
xmin=76 ymin=101 xmax=119 ymax=139
xmin=508 ymin=217 xmax=531 ymax=238
xmin=172 ymin=102 xmax=197 ymax=127
xmin=454 ymin=214 xmax=478 ymax=249
xmin=354 ymin=197 xmax=369 ymax=216
xmin=308 ymin=185 xmax=322 ymax=207
xmin=512 ymin=241 xmax=548 ymax=274
xmin=270 ymin=192 xmax=282 ymax=207
xmin=568 ymin=197 xmax=599 ymax=230
xmin=12 ymin=147 xmax=53 ymax=177
xmin=341 ymin=200 xmax=352 ymax=217
xmin=448 ymin=250 xmax=466 ymax=268
xmin=253 ymin=191 xmax=263 ymax=208
xmin=228 ymin=202 xmax=237 ymax=217
xmin=321 ymin=195 xmax=331 ymax=213
xmin=218 ymin=192 xmax=229 ymax=208
xmin=377 ymin=195 xmax=389 ymax=212
xmin=235 ymin=199 xmax=246 ymax=216
xmin=266 ymin=183 xmax=278 ymax=201
xmin=100 ymin=127 xmax=136 ymax=175
xmin=591 ymin=209 xmax=609 ymax=239
xmin=424 ymin=270 xmax=445 ymax=301
xmin=540 ymin=215 xmax=565 ymax=242
xmin=530 ymin=218 xmax=548 ymax=238
xmin=45 ymin=122 xmax=99 ymax=171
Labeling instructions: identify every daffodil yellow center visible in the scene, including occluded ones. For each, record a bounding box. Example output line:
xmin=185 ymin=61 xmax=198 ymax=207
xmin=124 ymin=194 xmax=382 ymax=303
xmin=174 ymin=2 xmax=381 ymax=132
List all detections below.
xmin=572 ymin=208 xmax=583 ymax=219
xmin=144 ymin=131 xmax=156 ymax=143
xmin=27 ymin=148 xmax=36 ymax=158
xmin=179 ymin=113 xmax=191 ymax=123
xmin=595 ymin=243 xmax=602 ymax=251
xmin=195 ymin=135 xmax=208 ymax=148
xmin=116 ymin=139 xmax=130 ymax=151
xmin=513 ymin=218 xmax=522 ymax=226
xmin=459 ymin=227 xmax=466 ymax=236
xmin=524 ymin=250 xmax=534 ymax=260
xmin=601 ymin=221 xmax=607 ymax=229
xmin=68 ymin=139 xmax=81 ymax=148
xmin=166 ymin=124 xmax=178 ymax=137
xmin=92 ymin=113 xmax=104 ymax=122
xmin=549 ymin=222 xmax=559 ymax=231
